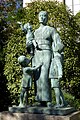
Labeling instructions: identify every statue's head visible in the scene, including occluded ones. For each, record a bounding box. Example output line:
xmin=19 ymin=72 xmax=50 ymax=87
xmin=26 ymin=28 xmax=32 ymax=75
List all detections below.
xmin=18 ymin=55 xmax=30 ymax=67
xmin=24 ymin=23 xmax=32 ymax=31
xmin=38 ymin=11 xmax=48 ymax=25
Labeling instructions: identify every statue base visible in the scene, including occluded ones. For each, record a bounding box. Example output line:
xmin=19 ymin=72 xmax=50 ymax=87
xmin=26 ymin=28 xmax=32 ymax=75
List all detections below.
xmin=9 ymin=106 xmax=75 ymax=115
xmin=27 ymin=106 xmax=75 ymax=115
xmin=0 ymin=111 xmax=80 ymax=120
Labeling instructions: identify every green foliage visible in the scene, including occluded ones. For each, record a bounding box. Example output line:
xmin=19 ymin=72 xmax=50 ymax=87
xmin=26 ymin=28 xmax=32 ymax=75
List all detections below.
xmin=4 ymin=30 xmax=26 ymax=104
xmin=52 ymin=89 xmax=80 ymax=110
xmin=0 ymin=0 xmax=23 ymax=111
xmin=63 ymin=91 xmax=80 ymax=110
xmin=0 ymin=18 xmax=12 ymax=111
xmin=3 ymin=1 xmax=80 ymax=107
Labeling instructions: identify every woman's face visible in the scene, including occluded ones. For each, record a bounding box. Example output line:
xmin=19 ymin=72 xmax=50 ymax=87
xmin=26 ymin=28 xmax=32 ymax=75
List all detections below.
xmin=38 ymin=11 xmax=48 ymax=25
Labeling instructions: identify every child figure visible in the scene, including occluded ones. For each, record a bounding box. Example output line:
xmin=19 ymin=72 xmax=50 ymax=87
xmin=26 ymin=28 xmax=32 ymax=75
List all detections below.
xmin=49 ymin=35 xmax=67 ymax=108
xmin=17 ymin=22 xmax=34 ymax=55
xmin=18 ymin=55 xmax=42 ymax=107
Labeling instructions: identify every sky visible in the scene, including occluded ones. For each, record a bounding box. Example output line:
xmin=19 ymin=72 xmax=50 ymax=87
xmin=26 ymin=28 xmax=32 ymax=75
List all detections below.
xmin=65 ymin=0 xmax=80 ymax=14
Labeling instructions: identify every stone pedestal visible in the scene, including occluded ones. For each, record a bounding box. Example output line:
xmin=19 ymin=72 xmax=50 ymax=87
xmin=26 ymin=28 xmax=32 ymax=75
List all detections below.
xmin=9 ymin=106 xmax=75 ymax=115
xmin=0 ymin=111 xmax=80 ymax=120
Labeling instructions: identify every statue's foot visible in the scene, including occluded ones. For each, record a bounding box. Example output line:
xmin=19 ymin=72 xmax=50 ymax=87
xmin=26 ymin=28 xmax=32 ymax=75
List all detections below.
xmin=18 ymin=103 xmax=25 ymax=107
xmin=47 ymin=102 xmax=52 ymax=108
xmin=61 ymin=102 xmax=70 ymax=107
xmin=54 ymin=104 xmax=61 ymax=108
xmin=60 ymin=104 xmax=65 ymax=107
xmin=54 ymin=102 xmax=69 ymax=108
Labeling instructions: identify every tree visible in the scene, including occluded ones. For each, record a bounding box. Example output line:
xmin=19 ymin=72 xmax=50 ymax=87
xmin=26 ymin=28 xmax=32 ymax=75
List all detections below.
xmin=0 ymin=0 xmax=22 ymax=111
xmin=0 ymin=17 xmax=12 ymax=111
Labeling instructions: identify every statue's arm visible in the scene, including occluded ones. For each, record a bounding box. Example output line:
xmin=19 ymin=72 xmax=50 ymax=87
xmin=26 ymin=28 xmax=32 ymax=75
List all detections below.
xmin=25 ymin=63 xmax=43 ymax=71
xmin=17 ymin=22 xmax=27 ymax=33
xmin=32 ymin=39 xmax=38 ymax=48
xmin=30 ymin=31 xmax=38 ymax=48
xmin=23 ymin=64 xmax=42 ymax=73
xmin=32 ymin=63 xmax=43 ymax=70
xmin=51 ymin=28 xmax=64 ymax=53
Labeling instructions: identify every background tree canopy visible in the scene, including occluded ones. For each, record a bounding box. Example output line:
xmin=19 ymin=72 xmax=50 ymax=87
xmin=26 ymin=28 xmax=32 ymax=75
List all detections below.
xmin=1 ymin=1 xmax=80 ymax=110
xmin=0 ymin=0 xmax=22 ymax=111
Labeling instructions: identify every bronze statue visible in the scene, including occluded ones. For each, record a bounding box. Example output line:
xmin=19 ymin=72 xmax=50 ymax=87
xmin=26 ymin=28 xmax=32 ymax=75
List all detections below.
xmin=18 ymin=55 xmax=42 ymax=107
xmin=18 ymin=11 xmax=67 ymax=108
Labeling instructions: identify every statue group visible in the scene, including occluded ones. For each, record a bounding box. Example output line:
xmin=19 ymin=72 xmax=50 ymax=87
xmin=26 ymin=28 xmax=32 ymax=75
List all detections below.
xmin=18 ymin=11 xmax=67 ymax=108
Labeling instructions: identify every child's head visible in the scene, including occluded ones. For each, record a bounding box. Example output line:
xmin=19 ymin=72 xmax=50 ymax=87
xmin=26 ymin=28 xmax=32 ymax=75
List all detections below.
xmin=18 ymin=55 xmax=30 ymax=67
xmin=24 ymin=23 xmax=32 ymax=31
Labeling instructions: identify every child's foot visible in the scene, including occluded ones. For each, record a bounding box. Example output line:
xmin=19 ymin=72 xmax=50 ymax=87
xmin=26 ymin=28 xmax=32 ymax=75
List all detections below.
xmin=61 ymin=101 xmax=69 ymax=107
xmin=47 ymin=102 xmax=52 ymax=107
xmin=54 ymin=104 xmax=61 ymax=108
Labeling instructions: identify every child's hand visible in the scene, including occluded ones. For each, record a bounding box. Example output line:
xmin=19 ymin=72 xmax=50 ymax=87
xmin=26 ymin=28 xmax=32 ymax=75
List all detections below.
xmin=17 ymin=21 xmax=22 ymax=25
xmin=40 ymin=62 xmax=43 ymax=66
